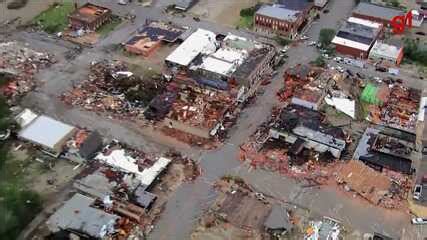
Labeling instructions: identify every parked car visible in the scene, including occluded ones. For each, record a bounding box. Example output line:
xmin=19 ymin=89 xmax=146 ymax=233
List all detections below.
xmin=413 ymin=184 xmax=422 ymax=200
xmin=333 ymin=56 xmax=342 ymax=62
xmin=346 ymin=69 xmax=354 ymax=76
xmin=193 ymin=16 xmax=200 ymax=22
xmin=375 ymin=66 xmax=387 ymax=72
xmin=411 ymin=217 xmax=427 ymax=224
xmin=300 ymin=35 xmax=310 ymax=40
xmin=118 ymin=0 xmax=129 ymax=5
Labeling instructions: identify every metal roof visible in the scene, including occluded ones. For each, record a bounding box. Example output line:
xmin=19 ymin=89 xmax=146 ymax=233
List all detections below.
xmin=47 ymin=194 xmax=119 ymax=237
xmin=353 ymin=2 xmax=404 ymax=21
xmin=18 ymin=115 xmax=75 ymax=150
xmin=165 ymin=28 xmax=217 ymax=67
xmin=174 ymin=0 xmax=194 ymax=10
xmin=256 ymin=4 xmax=301 ymax=22
xmin=332 ymin=17 xmax=381 ymax=51
xmin=369 ymin=41 xmax=402 ymax=61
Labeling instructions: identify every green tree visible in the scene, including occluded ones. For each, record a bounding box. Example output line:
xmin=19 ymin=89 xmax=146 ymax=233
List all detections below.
xmin=319 ymin=28 xmax=336 ymax=48
xmin=403 ymin=38 xmax=427 ymax=66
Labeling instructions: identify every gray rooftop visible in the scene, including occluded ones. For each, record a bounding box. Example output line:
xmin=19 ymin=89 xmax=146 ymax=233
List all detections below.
xmin=256 ymin=4 xmax=300 ymax=22
xmin=174 ymin=0 xmax=194 ymax=10
xmin=47 ymin=193 xmax=119 ymax=238
xmin=353 ymin=2 xmax=404 ymax=21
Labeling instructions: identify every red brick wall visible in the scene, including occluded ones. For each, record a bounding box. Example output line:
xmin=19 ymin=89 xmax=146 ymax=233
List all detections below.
xmin=335 ymin=44 xmax=369 ymax=58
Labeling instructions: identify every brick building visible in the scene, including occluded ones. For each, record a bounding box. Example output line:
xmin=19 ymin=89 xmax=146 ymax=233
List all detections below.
xmin=332 ymin=17 xmax=383 ymax=59
xmin=352 ymin=2 xmax=404 ymax=26
xmin=68 ymin=3 xmax=112 ymax=31
xmin=254 ymin=4 xmax=307 ymax=39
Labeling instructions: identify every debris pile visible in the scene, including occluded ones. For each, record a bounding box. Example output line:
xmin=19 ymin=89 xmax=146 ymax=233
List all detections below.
xmin=363 ymin=82 xmax=420 ymax=132
xmin=60 ymin=60 xmax=167 ymax=119
xmin=164 ymin=150 xmax=201 ymax=181
xmin=0 ymin=41 xmax=55 ymax=99
xmin=336 ymin=160 xmax=410 ymax=209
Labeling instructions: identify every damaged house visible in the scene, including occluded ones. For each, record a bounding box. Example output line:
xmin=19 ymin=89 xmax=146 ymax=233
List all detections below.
xmin=68 ymin=3 xmax=112 ymax=31
xmin=353 ymin=126 xmax=415 ymax=174
xmin=270 ymin=104 xmax=347 ymax=160
xmin=124 ymin=20 xmax=185 ymax=57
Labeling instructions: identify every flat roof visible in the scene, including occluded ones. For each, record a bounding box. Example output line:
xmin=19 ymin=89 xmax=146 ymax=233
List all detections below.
xmin=332 ymin=17 xmax=381 ymax=51
xmin=276 ymin=0 xmax=313 ymax=11
xmin=47 ymin=193 xmax=119 ymax=237
xmin=369 ymin=41 xmax=402 ymax=60
xmin=256 ymin=4 xmax=300 ymax=22
xmin=198 ymin=56 xmax=236 ymax=76
xmin=18 ymin=115 xmax=75 ymax=150
xmin=69 ymin=3 xmax=110 ymax=24
xmin=126 ymin=21 xmax=185 ymax=45
xmin=353 ymin=2 xmax=404 ymax=21
xmin=165 ymin=28 xmax=217 ymax=67
xmin=15 ymin=108 xmax=38 ymax=128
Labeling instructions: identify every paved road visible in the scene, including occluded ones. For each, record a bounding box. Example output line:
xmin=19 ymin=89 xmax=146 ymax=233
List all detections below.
xmin=7 ymin=0 xmax=427 ymax=239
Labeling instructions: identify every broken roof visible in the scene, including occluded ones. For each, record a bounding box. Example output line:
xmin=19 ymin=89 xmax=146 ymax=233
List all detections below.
xmin=15 ymin=108 xmax=38 ymax=128
xmin=96 ymin=149 xmax=171 ymax=187
xmin=353 ymin=127 xmax=414 ymax=174
xmin=256 ymin=4 xmax=301 ymax=22
xmin=369 ymin=41 xmax=403 ymax=61
xmin=69 ymin=3 xmax=111 ymax=24
xmin=332 ymin=17 xmax=382 ymax=51
xmin=126 ymin=21 xmax=185 ymax=45
xmin=18 ymin=115 xmax=75 ymax=150
xmin=47 ymin=193 xmax=119 ymax=238
xmin=165 ymin=28 xmax=217 ymax=67
xmin=78 ymin=131 xmax=103 ymax=160
xmin=353 ymin=2 xmax=404 ymax=22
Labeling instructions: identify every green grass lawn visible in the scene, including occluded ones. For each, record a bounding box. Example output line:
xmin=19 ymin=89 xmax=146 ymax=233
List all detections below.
xmin=33 ymin=1 xmax=74 ymax=34
xmin=236 ymin=15 xmax=253 ymax=29
xmin=97 ymin=16 xmax=122 ymax=37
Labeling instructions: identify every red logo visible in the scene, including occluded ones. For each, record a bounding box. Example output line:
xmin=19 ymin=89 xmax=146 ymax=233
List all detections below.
xmin=390 ymin=11 xmax=412 ymax=34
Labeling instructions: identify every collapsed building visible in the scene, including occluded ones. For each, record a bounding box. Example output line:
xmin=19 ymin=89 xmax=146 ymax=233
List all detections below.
xmin=353 ymin=126 xmax=415 ymax=174
xmin=68 ymin=3 xmax=112 ymax=31
xmin=151 ymin=29 xmax=276 ymax=140
xmin=361 ymin=82 xmax=421 ymax=133
xmin=124 ymin=20 xmax=185 ymax=57
xmin=270 ymin=104 xmax=347 ymax=160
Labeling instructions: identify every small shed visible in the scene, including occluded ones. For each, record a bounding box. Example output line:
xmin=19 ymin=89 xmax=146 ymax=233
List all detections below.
xmin=264 ymin=204 xmax=292 ymax=236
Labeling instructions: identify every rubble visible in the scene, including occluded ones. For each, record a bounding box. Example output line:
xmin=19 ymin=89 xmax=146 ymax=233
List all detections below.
xmin=60 ymin=60 xmax=167 ymax=119
xmin=362 ymin=82 xmax=421 ymax=132
xmin=0 ymin=41 xmax=55 ymax=100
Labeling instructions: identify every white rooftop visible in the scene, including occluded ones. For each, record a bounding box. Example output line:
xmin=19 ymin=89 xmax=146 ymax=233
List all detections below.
xmin=331 ymin=36 xmax=371 ymax=51
xmin=95 ymin=149 xmax=171 ymax=187
xmin=15 ymin=108 xmax=38 ymax=128
xmin=369 ymin=41 xmax=402 ymax=61
xmin=347 ymin=17 xmax=382 ymax=29
xmin=18 ymin=115 xmax=75 ymax=150
xmin=198 ymin=56 xmax=237 ymax=76
xmin=165 ymin=28 xmax=217 ymax=67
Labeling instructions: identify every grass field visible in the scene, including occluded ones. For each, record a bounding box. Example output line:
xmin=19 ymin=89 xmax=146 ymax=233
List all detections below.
xmin=236 ymin=15 xmax=253 ymax=29
xmin=33 ymin=1 xmax=74 ymax=33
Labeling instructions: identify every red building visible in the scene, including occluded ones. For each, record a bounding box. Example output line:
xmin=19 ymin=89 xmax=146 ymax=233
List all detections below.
xmin=68 ymin=3 xmax=112 ymax=31
xmin=332 ymin=17 xmax=383 ymax=59
xmin=254 ymin=4 xmax=309 ymax=39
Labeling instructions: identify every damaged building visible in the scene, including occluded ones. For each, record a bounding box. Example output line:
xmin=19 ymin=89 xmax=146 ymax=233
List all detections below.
xmin=68 ymin=3 xmax=112 ymax=31
xmin=165 ymin=28 xmax=275 ymax=99
xmin=353 ymin=126 xmax=415 ymax=174
xmin=124 ymin=20 xmax=185 ymax=57
xmin=270 ymin=104 xmax=347 ymax=160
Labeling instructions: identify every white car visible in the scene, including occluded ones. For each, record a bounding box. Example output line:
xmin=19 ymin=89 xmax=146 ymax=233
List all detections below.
xmin=333 ymin=57 xmax=342 ymax=62
xmin=411 ymin=217 xmax=427 ymax=224
xmin=300 ymin=35 xmax=309 ymax=40
xmin=308 ymin=41 xmax=316 ymax=46
xmin=281 ymin=46 xmax=290 ymax=53
xmin=413 ymin=184 xmax=422 ymax=200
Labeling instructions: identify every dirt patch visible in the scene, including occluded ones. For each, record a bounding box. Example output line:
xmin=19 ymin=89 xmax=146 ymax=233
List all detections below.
xmin=0 ymin=0 xmax=57 ymax=26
